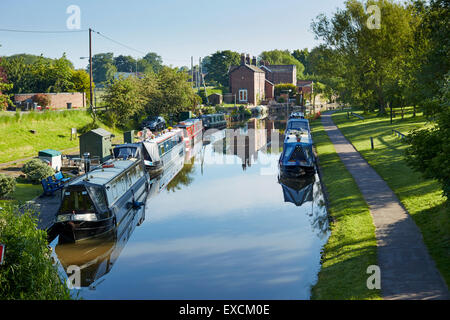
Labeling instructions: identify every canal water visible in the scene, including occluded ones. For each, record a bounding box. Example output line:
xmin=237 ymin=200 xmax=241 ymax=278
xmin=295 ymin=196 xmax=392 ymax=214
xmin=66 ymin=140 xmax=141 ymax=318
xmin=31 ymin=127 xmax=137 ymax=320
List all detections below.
xmin=50 ymin=116 xmax=330 ymax=299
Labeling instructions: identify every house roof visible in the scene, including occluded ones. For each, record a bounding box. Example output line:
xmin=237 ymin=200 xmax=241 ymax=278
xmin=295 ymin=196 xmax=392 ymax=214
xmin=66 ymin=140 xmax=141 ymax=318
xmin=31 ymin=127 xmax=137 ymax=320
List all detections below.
xmin=229 ymin=64 xmax=264 ymax=74
xmin=264 ymin=65 xmax=296 ymax=73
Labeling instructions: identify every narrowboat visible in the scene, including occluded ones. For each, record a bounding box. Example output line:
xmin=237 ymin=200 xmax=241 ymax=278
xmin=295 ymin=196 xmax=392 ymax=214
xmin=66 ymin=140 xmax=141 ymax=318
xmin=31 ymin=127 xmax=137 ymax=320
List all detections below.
xmin=176 ymin=118 xmax=203 ymax=151
xmin=113 ymin=128 xmax=185 ymax=179
xmin=279 ymin=118 xmax=315 ymax=177
xmin=54 ymin=158 xmax=148 ymax=243
xmin=55 ymin=194 xmax=146 ymax=287
xmin=200 ymin=113 xmax=227 ymax=130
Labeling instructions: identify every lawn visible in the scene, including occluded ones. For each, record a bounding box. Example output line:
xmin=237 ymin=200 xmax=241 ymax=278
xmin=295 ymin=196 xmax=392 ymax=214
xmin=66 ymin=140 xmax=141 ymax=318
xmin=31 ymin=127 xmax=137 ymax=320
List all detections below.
xmin=331 ymin=108 xmax=449 ymax=287
xmin=0 ymin=177 xmax=42 ymax=208
xmin=0 ymin=110 xmax=122 ymax=164
xmin=310 ymin=116 xmax=381 ymax=300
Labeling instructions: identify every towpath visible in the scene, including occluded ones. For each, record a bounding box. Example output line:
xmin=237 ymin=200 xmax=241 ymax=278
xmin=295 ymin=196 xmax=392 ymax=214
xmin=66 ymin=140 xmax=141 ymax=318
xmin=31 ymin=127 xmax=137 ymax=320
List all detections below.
xmin=321 ymin=112 xmax=449 ymax=300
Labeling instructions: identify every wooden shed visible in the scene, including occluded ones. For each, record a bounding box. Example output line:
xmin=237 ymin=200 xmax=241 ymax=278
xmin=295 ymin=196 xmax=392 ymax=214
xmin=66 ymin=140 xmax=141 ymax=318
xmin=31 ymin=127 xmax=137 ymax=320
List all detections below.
xmin=208 ymin=93 xmax=223 ymax=106
xmin=79 ymin=128 xmax=113 ymax=163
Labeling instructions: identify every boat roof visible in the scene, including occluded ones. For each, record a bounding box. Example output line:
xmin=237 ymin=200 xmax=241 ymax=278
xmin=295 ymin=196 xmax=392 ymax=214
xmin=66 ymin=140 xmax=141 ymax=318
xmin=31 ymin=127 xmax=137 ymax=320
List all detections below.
xmin=69 ymin=159 xmax=138 ymax=187
xmin=145 ymin=128 xmax=183 ymax=144
xmin=177 ymin=118 xmax=201 ymax=127
xmin=284 ymin=130 xmax=312 ymax=145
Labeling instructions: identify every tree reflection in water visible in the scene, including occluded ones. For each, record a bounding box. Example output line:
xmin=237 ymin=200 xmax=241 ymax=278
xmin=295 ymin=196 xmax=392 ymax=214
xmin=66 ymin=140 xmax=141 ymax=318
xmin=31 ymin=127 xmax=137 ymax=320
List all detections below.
xmin=166 ymin=160 xmax=196 ymax=192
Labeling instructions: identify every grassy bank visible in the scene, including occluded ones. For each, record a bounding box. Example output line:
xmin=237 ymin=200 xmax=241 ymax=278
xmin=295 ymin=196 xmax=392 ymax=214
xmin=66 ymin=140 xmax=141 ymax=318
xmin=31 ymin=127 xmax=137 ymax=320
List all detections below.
xmin=310 ymin=116 xmax=381 ymax=300
xmin=332 ymin=109 xmax=449 ymax=286
xmin=0 ymin=110 xmax=122 ymax=164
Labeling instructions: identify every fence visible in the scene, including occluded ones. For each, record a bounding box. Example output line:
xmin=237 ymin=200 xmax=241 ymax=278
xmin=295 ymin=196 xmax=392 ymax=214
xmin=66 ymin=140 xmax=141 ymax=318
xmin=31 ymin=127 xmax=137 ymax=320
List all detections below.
xmin=392 ymin=129 xmax=406 ymax=140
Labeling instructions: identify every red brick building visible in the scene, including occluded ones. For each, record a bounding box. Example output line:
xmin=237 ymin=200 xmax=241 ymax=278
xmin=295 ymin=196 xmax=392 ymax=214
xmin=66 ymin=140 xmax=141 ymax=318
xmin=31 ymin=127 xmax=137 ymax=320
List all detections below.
xmin=229 ymin=54 xmax=297 ymax=105
xmin=261 ymin=63 xmax=297 ymax=85
xmin=229 ymin=54 xmax=265 ymax=105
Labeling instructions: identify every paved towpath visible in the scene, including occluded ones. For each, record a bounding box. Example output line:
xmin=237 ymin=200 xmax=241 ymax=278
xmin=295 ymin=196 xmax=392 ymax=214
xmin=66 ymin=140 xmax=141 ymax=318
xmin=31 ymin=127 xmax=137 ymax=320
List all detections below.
xmin=321 ymin=112 xmax=449 ymax=300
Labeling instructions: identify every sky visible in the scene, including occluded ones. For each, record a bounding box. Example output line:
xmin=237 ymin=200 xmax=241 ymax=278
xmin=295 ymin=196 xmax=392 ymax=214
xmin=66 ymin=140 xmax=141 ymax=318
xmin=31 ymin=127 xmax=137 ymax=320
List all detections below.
xmin=0 ymin=0 xmax=346 ymax=69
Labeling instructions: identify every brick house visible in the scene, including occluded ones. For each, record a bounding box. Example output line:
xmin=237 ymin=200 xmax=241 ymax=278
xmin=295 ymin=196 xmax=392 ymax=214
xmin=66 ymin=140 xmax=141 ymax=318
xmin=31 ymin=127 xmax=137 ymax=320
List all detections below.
xmin=229 ymin=54 xmax=265 ymax=105
xmin=229 ymin=54 xmax=296 ymax=105
xmin=261 ymin=63 xmax=297 ymax=85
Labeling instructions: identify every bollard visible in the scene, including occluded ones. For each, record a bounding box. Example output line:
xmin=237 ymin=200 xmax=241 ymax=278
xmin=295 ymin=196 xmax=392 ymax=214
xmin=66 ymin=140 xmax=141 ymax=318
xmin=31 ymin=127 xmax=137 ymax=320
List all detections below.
xmin=370 ymin=137 xmax=374 ymax=150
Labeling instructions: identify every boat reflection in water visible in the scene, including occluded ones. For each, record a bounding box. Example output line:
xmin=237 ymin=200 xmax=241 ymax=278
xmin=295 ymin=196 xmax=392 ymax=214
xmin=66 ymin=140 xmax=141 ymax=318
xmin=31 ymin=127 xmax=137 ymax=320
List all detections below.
xmin=55 ymin=197 xmax=146 ymax=288
xmin=278 ymin=173 xmax=329 ymax=238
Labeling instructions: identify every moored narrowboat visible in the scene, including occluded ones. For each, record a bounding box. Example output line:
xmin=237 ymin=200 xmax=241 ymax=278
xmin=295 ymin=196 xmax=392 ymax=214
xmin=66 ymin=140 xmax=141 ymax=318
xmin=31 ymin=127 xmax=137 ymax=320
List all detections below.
xmin=200 ymin=113 xmax=227 ymax=130
xmin=54 ymin=158 xmax=148 ymax=243
xmin=113 ymin=128 xmax=185 ymax=179
xmin=279 ymin=118 xmax=315 ymax=177
xmin=176 ymin=118 xmax=203 ymax=151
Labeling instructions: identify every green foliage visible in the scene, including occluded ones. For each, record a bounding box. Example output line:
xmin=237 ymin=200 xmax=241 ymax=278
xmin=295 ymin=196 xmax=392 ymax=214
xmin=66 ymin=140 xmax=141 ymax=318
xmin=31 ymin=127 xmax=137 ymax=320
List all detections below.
xmin=274 ymin=83 xmax=297 ymax=97
xmin=102 ymin=76 xmax=144 ymax=127
xmin=204 ymin=50 xmax=240 ymax=87
xmin=259 ymin=49 xmax=305 ymax=78
xmin=292 ymin=48 xmax=311 ymax=74
xmin=22 ymin=159 xmax=55 ymax=184
xmin=89 ymin=52 xmax=117 ymax=84
xmin=0 ymin=174 xmax=16 ymax=199
xmin=405 ymin=74 xmax=450 ymax=197
xmin=0 ymin=54 xmax=82 ymax=95
xmin=0 ymin=206 xmax=72 ymax=299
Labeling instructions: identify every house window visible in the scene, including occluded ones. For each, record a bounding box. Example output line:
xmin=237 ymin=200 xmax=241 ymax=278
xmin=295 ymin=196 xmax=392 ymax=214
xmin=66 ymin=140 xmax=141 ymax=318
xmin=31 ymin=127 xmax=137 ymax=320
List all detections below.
xmin=239 ymin=89 xmax=248 ymax=102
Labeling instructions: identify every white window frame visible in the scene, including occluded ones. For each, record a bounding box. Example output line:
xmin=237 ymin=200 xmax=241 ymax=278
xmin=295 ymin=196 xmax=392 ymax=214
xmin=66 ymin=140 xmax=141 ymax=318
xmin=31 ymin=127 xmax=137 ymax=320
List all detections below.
xmin=239 ymin=89 xmax=248 ymax=102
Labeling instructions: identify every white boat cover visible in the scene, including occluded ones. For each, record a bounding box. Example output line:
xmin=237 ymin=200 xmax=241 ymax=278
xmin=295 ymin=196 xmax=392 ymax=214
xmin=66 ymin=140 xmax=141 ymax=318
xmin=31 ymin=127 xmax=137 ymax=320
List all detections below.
xmin=143 ymin=141 xmax=160 ymax=163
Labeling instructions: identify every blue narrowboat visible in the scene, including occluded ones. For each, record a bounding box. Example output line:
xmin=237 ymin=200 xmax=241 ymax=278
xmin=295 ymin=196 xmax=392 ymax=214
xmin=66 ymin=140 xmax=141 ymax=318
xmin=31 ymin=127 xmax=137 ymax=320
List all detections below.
xmin=279 ymin=118 xmax=315 ymax=177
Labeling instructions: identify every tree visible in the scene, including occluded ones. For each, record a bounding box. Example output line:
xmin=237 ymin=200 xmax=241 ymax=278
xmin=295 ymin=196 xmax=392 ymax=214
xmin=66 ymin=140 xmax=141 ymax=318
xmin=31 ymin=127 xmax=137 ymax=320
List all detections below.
xmin=70 ymin=69 xmax=93 ymax=99
xmin=0 ymin=58 xmax=13 ymax=110
xmin=311 ymin=0 xmax=418 ymax=114
xmin=260 ymin=50 xmax=305 ymax=78
xmin=204 ymin=50 xmax=240 ymax=87
xmin=114 ymin=55 xmax=137 ymax=73
xmin=405 ymin=73 xmax=450 ymax=198
xmin=102 ymin=76 xmax=144 ymax=127
xmin=146 ymin=67 xmax=198 ymax=117
xmin=139 ymin=52 xmax=164 ymax=74
xmin=292 ymin=49 xmax=311 ymax=74
xmin=89 ymin=53 xmax=117 ymax=85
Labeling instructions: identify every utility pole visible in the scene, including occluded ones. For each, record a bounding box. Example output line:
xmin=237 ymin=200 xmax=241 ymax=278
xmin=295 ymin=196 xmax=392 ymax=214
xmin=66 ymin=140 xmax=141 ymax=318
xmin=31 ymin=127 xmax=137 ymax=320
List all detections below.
xmin=191 ymin=56 xmax=194 ymax=89
xmin=89 ymin=28 xmax=95 ymax=119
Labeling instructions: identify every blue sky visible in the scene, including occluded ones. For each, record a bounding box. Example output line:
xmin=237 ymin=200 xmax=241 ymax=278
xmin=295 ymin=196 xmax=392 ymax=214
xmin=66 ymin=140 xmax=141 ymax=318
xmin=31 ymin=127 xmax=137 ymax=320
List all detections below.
xmin=0 ymin=0 xmax=345 ymax=69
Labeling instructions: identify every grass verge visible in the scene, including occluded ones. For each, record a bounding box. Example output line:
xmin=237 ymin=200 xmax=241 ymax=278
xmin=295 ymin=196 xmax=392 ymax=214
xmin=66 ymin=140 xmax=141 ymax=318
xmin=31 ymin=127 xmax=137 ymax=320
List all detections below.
xmin=332 ymin=108 xmax=449 ymax=287
xmin=310 ymin=116 xmax=381 ymax=300
xmin=0 ymin=110 xmax=122 ymax=164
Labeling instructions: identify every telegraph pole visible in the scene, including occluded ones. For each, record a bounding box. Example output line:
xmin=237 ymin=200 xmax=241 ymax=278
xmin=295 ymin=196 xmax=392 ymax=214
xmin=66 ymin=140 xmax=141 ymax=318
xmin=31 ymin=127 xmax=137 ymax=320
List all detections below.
xmin=89 ymin=28 xmax=95 ymax=118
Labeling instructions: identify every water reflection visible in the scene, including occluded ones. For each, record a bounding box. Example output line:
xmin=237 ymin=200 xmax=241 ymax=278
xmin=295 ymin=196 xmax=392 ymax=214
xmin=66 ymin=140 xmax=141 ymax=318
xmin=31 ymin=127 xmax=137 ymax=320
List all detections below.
xmin=52 ymin=116 xmax=330 ymax=299
xmin=55 ymin=200 xmax=145 ymax=288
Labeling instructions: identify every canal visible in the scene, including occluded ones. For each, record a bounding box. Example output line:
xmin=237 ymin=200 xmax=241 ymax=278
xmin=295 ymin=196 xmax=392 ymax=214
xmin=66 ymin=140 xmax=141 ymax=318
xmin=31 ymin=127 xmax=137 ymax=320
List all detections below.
xmin=50 ymin=116 xmax=330 ymax=299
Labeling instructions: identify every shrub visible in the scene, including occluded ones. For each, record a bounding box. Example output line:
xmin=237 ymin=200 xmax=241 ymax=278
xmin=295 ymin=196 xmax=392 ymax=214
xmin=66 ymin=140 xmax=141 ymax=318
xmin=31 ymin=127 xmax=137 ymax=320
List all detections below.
xmin=0 ymin=205 xmax=72 ymax=299
xmin=0 ymin=174 xmax=16 ymax=199
xmin=32 ymin=94 xmax=51 ymax=107
xmin=22 ymin=159 xmax=55 ymax=183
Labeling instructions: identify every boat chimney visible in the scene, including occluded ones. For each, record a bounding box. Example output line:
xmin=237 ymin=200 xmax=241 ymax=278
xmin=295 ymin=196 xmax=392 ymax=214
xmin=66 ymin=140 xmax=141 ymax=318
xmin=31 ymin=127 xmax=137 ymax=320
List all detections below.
xmin=83 ymin=152 xmax=91 ymax=173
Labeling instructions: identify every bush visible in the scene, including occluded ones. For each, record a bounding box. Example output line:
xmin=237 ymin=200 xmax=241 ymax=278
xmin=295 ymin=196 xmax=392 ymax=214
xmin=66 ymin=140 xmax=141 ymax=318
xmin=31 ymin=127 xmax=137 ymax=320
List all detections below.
xmin=0 ymin=174 xmax=16 ymax=199
xmin=22 ymin=159 xmax=55 ymax=184
xmin=0 ymin=205 xmax=72 ymax=299
xmin=32 ymin=94 xmax=51 ymax=107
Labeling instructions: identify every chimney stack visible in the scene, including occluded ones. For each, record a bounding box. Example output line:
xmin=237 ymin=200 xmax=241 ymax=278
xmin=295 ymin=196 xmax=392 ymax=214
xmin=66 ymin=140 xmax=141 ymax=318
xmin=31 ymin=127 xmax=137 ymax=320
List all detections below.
xmin=245 ymin=54 xmax=250 ymax=65
xmin=252 ymin=56 xmax=257 ymax=66
xmin=240 ymin=53 xmax=245 ymax=65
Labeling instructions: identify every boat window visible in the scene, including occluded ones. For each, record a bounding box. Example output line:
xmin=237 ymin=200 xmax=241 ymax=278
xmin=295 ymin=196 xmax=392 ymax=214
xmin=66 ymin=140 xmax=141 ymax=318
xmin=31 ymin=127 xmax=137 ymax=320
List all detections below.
xmin=114 ymin=147 xmax=137 ymax=159
xmin=287 ymin=121 xmax=309 ymax=131
xmin=86 ymin=186 xmax=108 ymax=213
xmin=59 ymin=188 xmax=96 ymax=214
xmin=289 ymin=146 xmax=307 ymax=162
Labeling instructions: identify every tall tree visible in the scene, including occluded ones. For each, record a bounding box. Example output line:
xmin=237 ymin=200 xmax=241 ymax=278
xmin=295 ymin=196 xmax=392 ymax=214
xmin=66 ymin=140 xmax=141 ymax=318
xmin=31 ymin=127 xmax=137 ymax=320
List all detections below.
xmin=89 ymin=53 xmax=117 ymax=85
xmin=114 ymin=55 xmax=137 ymax=73
xmin=139 ymin=52 xmax=164 ymax=74
xmin=260 ymin=50 xmax=305 ymax=78
xmin=292 ymin=49 xmax=310 ymax=74
xmin=204 ymin=50 xmax=240 ymax=87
